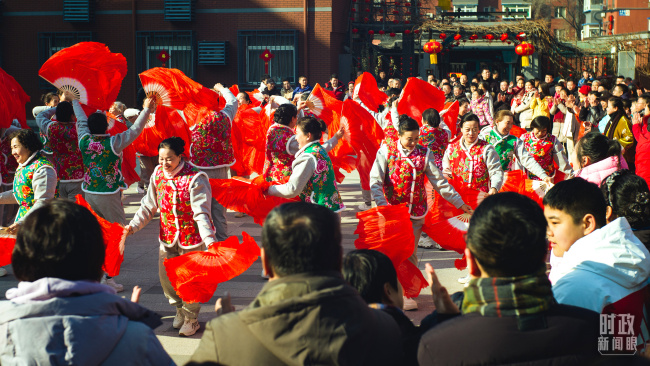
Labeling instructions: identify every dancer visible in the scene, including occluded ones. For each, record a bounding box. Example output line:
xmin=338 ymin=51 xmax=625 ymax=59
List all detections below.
xmin=31 ymin=92 xmax=58 ymax=156
xmin=479 ymin=110 xmax=553 ymax=184
xmin=188 ymin=83 xmax=237 ymax=242
xmin=418 ymin=108 xmax=450 ymax=170
xmin=267 ymin=116 xmax=344 ymax=211
xmin=520 ymin=116 xmax=573 ymax=180
xmin=126 ymin=137 xmax=216 ymax=337
xmin=35 ymin=91 xmax=84 ymax=199
xmin=370 ymin=115 xmax=472 ymax=310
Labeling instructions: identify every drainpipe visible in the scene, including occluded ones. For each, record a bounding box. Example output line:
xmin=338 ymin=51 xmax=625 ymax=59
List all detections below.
xmin=303 ymin=0 xmax=309 ymax=79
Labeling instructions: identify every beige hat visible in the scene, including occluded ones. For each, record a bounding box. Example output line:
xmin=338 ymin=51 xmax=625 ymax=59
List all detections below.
xmin=124 ymin=108 xmax=140 ymax=119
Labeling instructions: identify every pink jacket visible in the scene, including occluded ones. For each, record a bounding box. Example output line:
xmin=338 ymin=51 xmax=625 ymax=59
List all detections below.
xmin=574 ymin=156 xmax=628 ymax=186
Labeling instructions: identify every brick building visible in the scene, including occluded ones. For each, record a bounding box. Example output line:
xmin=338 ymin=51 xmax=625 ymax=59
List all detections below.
xmin=584 ymin=0 xmax=650 ymax=38
xmin=0 ymin=0 xmax=350 ymax=111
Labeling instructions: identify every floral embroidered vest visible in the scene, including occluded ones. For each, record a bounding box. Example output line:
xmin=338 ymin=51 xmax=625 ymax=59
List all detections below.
xmin=383 ymin=125 xmax=399 ymax=145
xmin=521 ymin=132 xmax=555 ymax=180
xmin=299 ymin=142 xmax=344 ymax=212
xmin=447 ymin=140 xmax=490 ymax=193
xmin=383 ymin=142 xmax=428 ymax=218
xmin=0 ymin=135 xmax=18 ymax=185
xmin=154 ymin=163 xmax=206 ymax=248
xmin=263 ymin=124 xmax=295 ymax=183
xmin=419 ymin=125 xmax=449 ymax=170
xmin=483 ymin=129 xmax=518 ymax=171
xmin=190 ymin=111 xmax=235 ymax=168
xmin=13 ymin=153 xmax=55 ymax=220
xmin=79 ymin=135 xmax=126 ymax=193
xmin=48 ymin=122 xmax=84 ymax=181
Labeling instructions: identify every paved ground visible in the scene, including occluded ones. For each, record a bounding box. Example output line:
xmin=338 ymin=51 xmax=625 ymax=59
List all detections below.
xmin=0 ymin=169 xmax=468 ymax=365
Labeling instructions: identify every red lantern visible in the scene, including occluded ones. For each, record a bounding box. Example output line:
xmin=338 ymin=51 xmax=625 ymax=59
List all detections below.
xmin=423 ymin=40 xmax=442 ymax=64
xmin=368 ymin=30 xmax=375 ymax=35
xmin=500 ymin=33 xmax=508 ymax=42
xmin=363 ymin=17 xmax=369 ymax=22
xmin=515 ymin=42 xmax=534 ymax=67
xmin=405 ymin=29 xmax=411 ymax=35
xmin=405 ymin=2 xmax=411 ymax=5
xmin=404 ymin=20 xmax=410 ymax=24
xmin=157 ymin=50 xmax=170 ymax=67
xmin=485 ymin=34 xmax=495 ymax=41
xmin=365 ymin=7 xmax=370 ymax=12
xmin=469 ymin=34 xmax=478 ymax=42
xmin=515 ymin=32 xmax=526 ymax=41
xmin=379 ymin=30 xmax=385 ymax=35
xmin=454 ymin=34 xmax=462 ymax=41
xmin=259 ymin=48 xmax=275 ymax=74
xmin=352 ymin=28 xmax=359 ymax=34
xmin=389 ymin=32 xmax=396 ymax=37
xmin=414 ymin=29 xmax=421 ymax=34
xmin=439 ymin=33 xmax=447 ymax=39
xmin=393 ymin=19 xmax=399 ymax=24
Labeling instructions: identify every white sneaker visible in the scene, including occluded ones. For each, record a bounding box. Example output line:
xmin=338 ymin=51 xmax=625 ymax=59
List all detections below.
xmin=458 ymin=274 xmax=471 ymax=284
xmin=179 ymin=318 xmax=200 ymax=336
xmin=358 ymin=202 xmax=372 ymax=211
xmin=173 ymin=308 xmax=185 ymax=329
xmin=101 ymin=277 xmax=124 ymax=293
xmin=403 ymin=297 xmax=418 ymax=311
xmin=0 ymin=267 xmax=6 ymax=277
xmin=418 ymin=235 xmax=435 ymax=249
xmin=136 ymin=186 xmax=145 ymax=194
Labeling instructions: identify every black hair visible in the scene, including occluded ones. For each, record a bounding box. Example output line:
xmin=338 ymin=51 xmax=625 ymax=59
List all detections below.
xmin=299 ymin=75 xmax=307 ymax=81
xmin=467 ymin=193 xmax=548 ymax=277
xmin=387 ymin=88 xmax=401 ymax=97
xmin=159 ymin=136 xmax=185 ymax=156
xmin=12 ymin=200 xmax=105 ymax=282
xmin=608 ymin=96 xmax=624 ymax=113
xmin=575 ymin=132 xmax=623 ymax=169
xmin=296 ymin=116 xmax=327 ymax=141
xmin=422 ymin=108 xmax=441 ymax=128
xmin=460 ymin=113 xmax=480 ymax=128
xmin=622 ymin=98 xmax=632 ymax=111
xmin=343 ymin=249 xmax=398 ymax=304
xmin=273 ymin=103 xmax=298 ymax=126
xmin=470 ymin=82 xmax=479 ymax=90
xmin=614 ymin=83 xmax=629 ymax=95
xmin=479 ymin=81 xmax=490 ymax=92
xmin=9 ymin=129 xmax=43 ymax=154
xmin=238 ymin=92 xmax=251 ymax=104
xmin=543 ymin=178 xmax=607 ymax=228
xmin=601 ymin=170 xmax=650 ymax=230
xmin=397 ymin=115 xmax=419 ymax=135
xmin=588 ymin=91 xmax=599 ymax=97
xmin=457 ymin=98 xmax=470 ymax=107
xmin=88 ymin=113 xmax=109 ymax=135
xmin=41 ymin=92 xmax=59 ymax=105
xmin=262 ymin=202 xmax=342 ymax=276
xmin=282 ymin=78 xmax=290 ymax=83
xmin=473 ymin=89 xmax=484 ymax=96
xmin=538 ymin=82 xmax=551 ymax=98
xmin=530 ymin=115 xmax=551 ymax=131
xmin=55 ymin=101 xmax=74 ymax=122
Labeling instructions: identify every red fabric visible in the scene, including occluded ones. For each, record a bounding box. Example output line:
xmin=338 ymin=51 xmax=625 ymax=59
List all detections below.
xmin=75 ymin=195 xmax=126 ymax=277
xmin=354 ymin=204 xmax=427 ymax=298
xmin=397 ymin=78 xmax=445 ymax=124
xmin=353 ymin=72 xmax=388 ymax=112
xmin=139 ymin=67 xmax=203 ymax=112
xmin=132 ymin=106 xmax=190 ymax=156
xmin=39 ymin=42 xmax=127 ymax=111
xmin=164 ymin=232 xmax=260 ymax=303
xmin=500 ymin=170 xmax=545 ymax=208
xmin=248 ymin=89 xmax=264 ymax=107
xmin=106 ymin=112 xmax=139 ymax=186
xmin=0 ymin=67 xmax=30 ymax=128
xmin=307 ymin=84 xmax=343 ymax=128
xmin=0 ymin=234 xmax=16 ymax=267
xmin=441 ymin=100 xmax=459 ymax=138
xmin=633 ymin=122 xmax=650 ymax=188
xmin=210 ymin=176 xmax=299 ymax=226
xmin=602 ymin=285 xmax=650 ymax=351
xmin=230 ymin=105 xmax=267 ymax=176
xmin=510 ymin=125 xmax=526 ymax=138
xmin=340 ymin=99 xmax=384 ymax=190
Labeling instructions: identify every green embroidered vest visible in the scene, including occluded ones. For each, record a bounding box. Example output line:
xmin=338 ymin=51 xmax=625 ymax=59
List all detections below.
xmin=484 ymin=129 xmax=518 ymax=171
xmin=13 ymin=153 xmax=55 ymax=220
xmin=80 ymin=135 xmax=126 ymax=193
xmin=299 ymin=142 xmax=345 ymax=212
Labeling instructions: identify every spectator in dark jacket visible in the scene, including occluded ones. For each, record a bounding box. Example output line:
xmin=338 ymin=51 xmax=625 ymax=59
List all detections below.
xmin=190 ymin=202 xmax=402 ymax=365
xmin=418 ymin=193 xmax=600 ymax=366
xmin=324 ymin=74 xmax=346 ymax=101
xmin=292 ymin=76 xmax=313 ymax=100
xmin=580 ymin=91 xmax=606 ymax=132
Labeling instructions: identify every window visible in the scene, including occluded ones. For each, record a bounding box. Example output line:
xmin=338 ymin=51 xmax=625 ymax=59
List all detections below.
xmin=503 ymin=4 xmax=531 ymax=19
xmin=237 ymin=30 xmax=298 ymax=87
xmin=480 ymin=7 xmax=496 ymax=20
xmin=135 ymin=31 xmax=194 ymax=78
xmin=38 ymin=32 xmax=93 ymax=88
xmin=555 ymin=6 xmax=566 ymax=18
xmin=554 ymin=29 xmax=567 ymax=40
xmin=454 ymin=5 xmax=477 ymax=19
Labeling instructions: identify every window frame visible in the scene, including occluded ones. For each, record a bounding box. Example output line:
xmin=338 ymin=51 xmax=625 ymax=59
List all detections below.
xmin=237 ymin=30 xmax=299 ymax=88
xmin=135 ymin=30 xmax=195 ymax=79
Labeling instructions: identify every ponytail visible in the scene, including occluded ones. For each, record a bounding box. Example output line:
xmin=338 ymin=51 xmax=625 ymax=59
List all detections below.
xmin=297 ymin=116 xmax=327 ymax=140
xmin=397 ymin=115 xmax=419 ymax=135
xmin=576 ymin=132 xmax=623 ymax=168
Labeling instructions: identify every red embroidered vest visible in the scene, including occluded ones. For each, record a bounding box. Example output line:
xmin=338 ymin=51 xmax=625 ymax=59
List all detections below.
xmin=383 ymin=142 xmax=428 ymax=218
xmin=447 ymin=140 xmax=490 ymax=193
xmin=521 ymin=132 xmax=556 ymax=180
xmin=190 ymin=111 xmax=235 ymax=168
xmin=48 ymin=122 xmax=85 ymax=181
xmin=263 ymin=123 xmax=295 ymax=183
xmin=383 ymin=125 xmax=399 ymax=146
xmin=154 ymin=163 xmax=206 ymax=248
xmin=419 ymin=125 xmax=449 ymax=170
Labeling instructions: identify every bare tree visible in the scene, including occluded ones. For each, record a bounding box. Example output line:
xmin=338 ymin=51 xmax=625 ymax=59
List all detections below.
xmin=523 ymin=0 xmax=584 ymax=41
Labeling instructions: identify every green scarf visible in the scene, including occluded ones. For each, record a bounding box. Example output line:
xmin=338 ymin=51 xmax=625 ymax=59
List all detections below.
xmin=462 ymin=272 xmax=554 ymax=317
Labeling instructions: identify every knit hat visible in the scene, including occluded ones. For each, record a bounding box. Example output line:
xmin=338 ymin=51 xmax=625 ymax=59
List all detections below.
xmin=579 ymin=85 xmax=591 ymax=96
xmin=124 ymin=108 xmax=140 ymax=119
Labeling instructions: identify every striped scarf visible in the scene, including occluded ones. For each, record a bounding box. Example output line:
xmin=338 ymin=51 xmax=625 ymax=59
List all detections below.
xmin=462 ymin=272 xmax=554 ymax=317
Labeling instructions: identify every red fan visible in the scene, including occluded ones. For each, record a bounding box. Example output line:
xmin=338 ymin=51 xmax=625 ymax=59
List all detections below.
xmin=230 ymin=105 xmax=267 ymax=176
xmin=440 ymin=100 xmax=459 ymax=138
xmin=210 ymin=176 xmax=300 ymax=226
xmin=183 ymin=83 xmax=223 ymax=128
xmin=353 ymin=72 xmax=388 ymax=113
xmin=510 ymin=125 xmax=526 ymax=138
xmin=307 ymin=84 xmax=343 ymax=129
xmin=397 ymin=77 xmax=445 ymax=124
xmin=39 ymin=42 xmax=127 ymax=111
xmin=139 ymin=68 xmax=201 ymax=111
xmin=247 ymin=89 xmax=264 ymax=107
xmin=131 ymin=106 xmax=190 ymax=157
xmin=75 ymin=195 xmax=127 ymax=277
xmin=354 ymin=204 xmax=427 ymax=298
xmin=106 ymin=112 xmax=140 ymax=186
xmin=0 ymin=232 xmax=16 ymax=267
xmin=500 ymin=170 xmax=548 ymax=207
xmin=340 ymin=99 xmax=384 ymax=190
xmin=0 ymin=67 xmax=30 ymax=128
xmin=164 ymin=232 xmax=260 ymax=304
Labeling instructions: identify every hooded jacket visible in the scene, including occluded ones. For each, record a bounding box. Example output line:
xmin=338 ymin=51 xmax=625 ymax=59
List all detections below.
xmin=190 ymin=272 xmax=402 ymax=365
xmin=0 ymin=278 xmax=173 ymax=366
xmin=574 ymin=155 xmax=627 ymax=186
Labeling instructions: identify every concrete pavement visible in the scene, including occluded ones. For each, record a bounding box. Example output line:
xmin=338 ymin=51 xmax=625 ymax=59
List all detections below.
xmin=0 ymin=169 xmax=468 ymax=365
